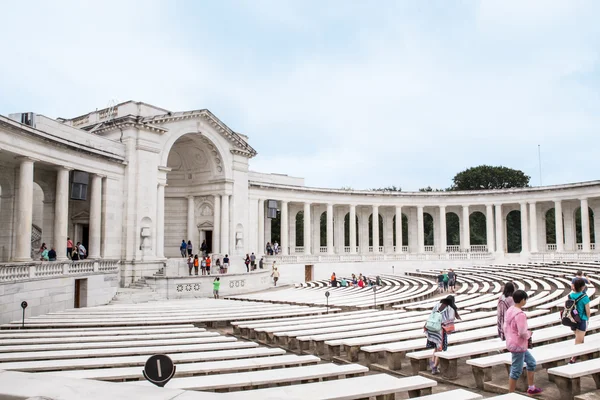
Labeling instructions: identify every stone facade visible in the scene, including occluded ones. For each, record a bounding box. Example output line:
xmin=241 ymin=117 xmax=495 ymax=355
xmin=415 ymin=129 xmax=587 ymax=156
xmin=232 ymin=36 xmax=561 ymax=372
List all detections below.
xmin=0 ymin=101 xmax=599 ymax=289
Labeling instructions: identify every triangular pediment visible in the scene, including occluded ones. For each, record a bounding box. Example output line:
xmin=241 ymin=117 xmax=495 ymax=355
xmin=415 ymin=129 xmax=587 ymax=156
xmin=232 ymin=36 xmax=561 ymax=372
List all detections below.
xmin=71 ymin=210 xmax=90 ymax=222
xmin=197 ymin=221 xmax=214 ymax=228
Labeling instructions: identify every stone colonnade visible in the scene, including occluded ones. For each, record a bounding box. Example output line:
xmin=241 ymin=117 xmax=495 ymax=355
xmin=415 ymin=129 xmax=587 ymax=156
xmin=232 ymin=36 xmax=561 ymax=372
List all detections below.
xmin=13 ymin=158 xmax=104 ymax=261
xmin=255 ymin=198 xmax=599 ymax=256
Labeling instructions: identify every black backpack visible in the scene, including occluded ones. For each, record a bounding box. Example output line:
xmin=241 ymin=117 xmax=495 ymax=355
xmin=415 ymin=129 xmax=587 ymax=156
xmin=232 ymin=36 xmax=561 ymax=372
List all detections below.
xmin=560 ymin=293 xmax=586 ymax=328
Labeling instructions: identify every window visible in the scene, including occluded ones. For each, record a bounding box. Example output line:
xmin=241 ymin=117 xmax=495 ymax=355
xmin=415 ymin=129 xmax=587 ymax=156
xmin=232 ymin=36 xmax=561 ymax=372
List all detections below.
xmin=70 ymin=171 xmax=89 ymax=201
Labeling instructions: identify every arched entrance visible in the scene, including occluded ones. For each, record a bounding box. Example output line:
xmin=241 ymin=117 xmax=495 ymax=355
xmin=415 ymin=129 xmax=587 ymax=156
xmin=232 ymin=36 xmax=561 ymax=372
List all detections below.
xmin=506 ymin=210 xmax=521 ymax=253
xmin=469 ymin=211 xmax=487 ymax=246
xmin=163 ymin=133 xmax=226 ymax=258
xmin=446 ymin=212 xmax=460 ymax=248
xmin=392 ymin=214 xmax=409 ymax=249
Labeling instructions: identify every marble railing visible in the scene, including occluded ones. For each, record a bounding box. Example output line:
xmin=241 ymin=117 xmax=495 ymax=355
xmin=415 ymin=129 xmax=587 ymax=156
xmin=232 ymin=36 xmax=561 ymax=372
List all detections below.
xmin=0 ymin=259 xmax=120 ymax=283
xmin=265 ymin=252 xmax=495 ymax=264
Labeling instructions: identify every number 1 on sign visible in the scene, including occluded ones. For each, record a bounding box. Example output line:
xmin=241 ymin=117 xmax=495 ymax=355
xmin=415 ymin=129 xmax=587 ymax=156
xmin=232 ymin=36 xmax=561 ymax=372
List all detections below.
xmin=157 ymin=359 xmax=162 ymax=378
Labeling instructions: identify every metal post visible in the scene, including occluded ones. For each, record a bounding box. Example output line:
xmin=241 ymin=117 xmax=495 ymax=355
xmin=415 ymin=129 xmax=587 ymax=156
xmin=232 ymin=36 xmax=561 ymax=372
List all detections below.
xmin=20 ymin=301 xmax=28 ymax=329
xmin=373 ymin=286 xmax=377 ymax=309
xmin=325 ymin=291 xmax=330 ymax=314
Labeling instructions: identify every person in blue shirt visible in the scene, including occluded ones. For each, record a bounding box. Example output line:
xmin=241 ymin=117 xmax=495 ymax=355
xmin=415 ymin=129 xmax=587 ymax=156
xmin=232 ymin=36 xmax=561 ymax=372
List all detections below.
xmin=180 ymin=240 xmax=187 ymax=257
xmin=571 ymin=270 xmax=589 ymax=293
xmin=569 ymin=278 xmax=591 ymax=364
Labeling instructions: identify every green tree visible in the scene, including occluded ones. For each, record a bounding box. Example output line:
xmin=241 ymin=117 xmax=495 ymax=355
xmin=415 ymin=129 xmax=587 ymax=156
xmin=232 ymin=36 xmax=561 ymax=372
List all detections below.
xmin=371 ymin=185 xmax=402 ymax=192
xmin=419 ymin=186 xmax=445 ymax=192
xmin=450 ymin=165 xmax=530 ymax=191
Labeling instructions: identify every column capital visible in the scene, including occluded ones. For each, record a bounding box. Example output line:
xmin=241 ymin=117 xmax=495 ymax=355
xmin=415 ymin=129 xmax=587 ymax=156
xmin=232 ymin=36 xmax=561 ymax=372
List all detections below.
xmin=494 ymin=203 xmax=503 ymax=207
xmin=519 ymin=201 xmax=528 ymax=206
xmin=55 ymin=165 xmax=73 ymax=172
xmin=15 ymin=155 xmax=38 ymax=163
xmin=187 ymin=195 xmax=195 ymax=200
xmin=579 ymin=197 xmax=589 ymax=202
xmin=281 ymin=200 xmax=289 ymax=205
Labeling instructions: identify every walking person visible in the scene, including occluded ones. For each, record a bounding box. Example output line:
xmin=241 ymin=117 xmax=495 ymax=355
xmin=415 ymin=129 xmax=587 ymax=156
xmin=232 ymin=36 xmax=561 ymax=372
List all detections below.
xmin=67 ymin=237 xmax=74 ymax=260
xmin=187 ymin=240 xmax=193 ymax=257
xmin=572 ymin=270 xmax=590 ymax=293
xmin=424 ymin=295 xmax=461 ymax=375
xmin=180 ymin=240 xmax=187 ymax=258
xmin=244 ymin=254 xmax=250 ymax=272
xmin=193 ymin=255 xmax=199 ymax=276
xmin=187 ymin=255 xmax=194 ymax=276
xmin=206 ymin=255 xmax=212 ymax=275
xmin=271 ymin=266 xmax=280 ymax=286
xmin=448 ymin=269 xmax=457 ymax=293
xmin=497 ymin=282 xmax=515 ymax=340
xmin=250 ymin=253 xmax=256 ymax=270
xmin=437 ymin=271 xmax=444 ymax=294
xmin=213 ymin=277 xmax=220 ymax=299
xmin=568 ymin=278 xmax=591 ymax=364
xmin=505 ymin=290 xmax=542 ymax=394
xmin=442 ymin=270 xmax=449 ymax=292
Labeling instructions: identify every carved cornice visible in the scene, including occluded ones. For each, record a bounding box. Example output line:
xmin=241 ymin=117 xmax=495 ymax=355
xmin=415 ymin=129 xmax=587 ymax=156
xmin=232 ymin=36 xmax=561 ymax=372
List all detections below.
xmin=141 ymin=110 xmax=258 ymax=158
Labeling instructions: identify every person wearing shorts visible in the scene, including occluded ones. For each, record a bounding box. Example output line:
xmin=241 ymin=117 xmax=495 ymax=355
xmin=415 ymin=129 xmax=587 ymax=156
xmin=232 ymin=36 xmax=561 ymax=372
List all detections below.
xmin=448 ymin=269 xmax=457 ymax=292
xmin=213 ymin=277 xmax=220 ymax=299
xmin=223 ymin=254 xmax=229 ymax=274
xmin=569 ymin=278 xmax=591 ymax=364
xmin=437 ymin=271 xmax=444 ymax=293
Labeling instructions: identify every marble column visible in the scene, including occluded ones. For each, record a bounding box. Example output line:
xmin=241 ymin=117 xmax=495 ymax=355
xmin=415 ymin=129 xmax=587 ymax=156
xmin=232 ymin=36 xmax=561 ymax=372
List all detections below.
xmin=486 ymin=204 xmax=494 ymax=252
xmin=462 ymin=205 xmax=470 ymax=251
xmin=349 ymin=204 xmax=357 ymax=254
xmin=156 ymin=183 xmax=165 ymax=258
xmin=257 ymin=199 xmax=264 ymax=255
xmin=88 ymin=174 xmax=102 ymax=259
xmin=213 ymin=195 xmax=221 ymax=254
xmin=326 ymin=203 xmax=334 ymax=254
xmin=303 ymin=202 xmax=311 ymax=254
xmin=520 ymin=202 xmax=529 ymax=253
xmin=221 ymin=195 xmax=230 ymax=255
xmin=581 ymin=198 xmax=590 ymax=251
xmin=495 ymin=204 xmax=504 ymax=254
xmin=555 ymin=200 xmax=564 ymax=252
xmin=417 ymin=206 xmax=424 ymax=253
xmin=281 ymin=201 xmax=289 ymax=255
xmin=14 ymin=158 xmax=34 ymax=261
xmin=439 ymin=206 xmax=447 ymax=253
xmin=54 ymin=167 xmax=70 ymax=261
xmin=529 ymin=202 xmax=538 ymax=253
xmin=187 ymin=196 xmax=195 ymax=244
xmin=372 ymin=205 xmax=379 ymax=252
xmin=395 ymin=206 xmax=403 ymax=253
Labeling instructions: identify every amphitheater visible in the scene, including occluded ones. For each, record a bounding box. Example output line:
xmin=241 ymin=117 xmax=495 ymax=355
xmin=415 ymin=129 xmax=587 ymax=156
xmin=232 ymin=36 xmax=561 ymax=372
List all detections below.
xmin=0 ymin=102 xmax=599 ymax=399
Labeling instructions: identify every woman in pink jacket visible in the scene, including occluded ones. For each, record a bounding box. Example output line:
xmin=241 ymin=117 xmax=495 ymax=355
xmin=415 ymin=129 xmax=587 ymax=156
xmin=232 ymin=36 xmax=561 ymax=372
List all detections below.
xmin=504 ymin=290 xmax=542 ymax=395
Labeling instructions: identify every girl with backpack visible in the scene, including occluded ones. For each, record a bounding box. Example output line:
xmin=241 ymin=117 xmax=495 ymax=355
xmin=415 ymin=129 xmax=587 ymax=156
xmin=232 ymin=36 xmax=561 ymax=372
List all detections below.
xmin=504 ymin=290 xmax=542 ymax=394
xmin=424 ymin=295 xmax=460 ymax=375
xmin=568 ymin=278 xmax=591 ymax=364
xmin=497 ymin=282 xmax=515 ymax=340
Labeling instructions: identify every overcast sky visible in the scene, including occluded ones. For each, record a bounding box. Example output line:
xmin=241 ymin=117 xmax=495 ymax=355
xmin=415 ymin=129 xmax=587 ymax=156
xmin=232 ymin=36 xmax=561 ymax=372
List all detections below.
xmin=1 ymin=1 xmax=598 ymax=191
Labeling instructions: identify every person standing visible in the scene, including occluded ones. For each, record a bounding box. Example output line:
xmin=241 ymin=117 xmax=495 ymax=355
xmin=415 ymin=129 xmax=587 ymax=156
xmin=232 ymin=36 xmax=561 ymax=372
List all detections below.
xmin=259 ymin=256 xmax=264 ymax=269
xmin=200 ymin=240 xmax=208 ymax=257
xmin=425 ymin=295 xmax=460 ymax=375
xmin=273 ymin=241 xmax=279 ymax=254
xmin=448 ymin=269 xmax=457 ymax=293
xmin=223 ymin=254 xmax=230 ymax=274
xmin=271 ymin=266 xmax=280 ymax=286
xmin=250 ymin=253 xmax=256 ymax=269
xmin=568 ymin=278 xmax=591 ymax=364
xmin=67 ymin=237 xmax=74 ymax=260
xmin=331 ymin=273 xmax=337 ymax=287
xmin=505 ymin=290 xmax=542 ymax=394
xmin=213 ymin=277 xmax=221 ymax=299
xmin=437 ymin=271 xmax=444 ymax=294
xmin=187 ymin=256 xmax=194 ymax=276
xmin=201 ymin=257 xmax=207 ymax=276
xmin=572 ymin=270 xmax=590 ymax=293
xmin=193 ymin=255 xmax=199 ymax=276
xmin=216 ymin=258 xmax=222 ymax=274
xmin=497 ymin=282 xmax=515 ymax=340
xmin=180 ymin=240 xmax=187 ymax=258
xmin=77 ymin=242 xmax=87 ymax=259
xmin=187 ymin=240 xmax=193 ymax=257
xmin=442 ymin=270 xmax=449 ymax=292
xmin=206 ymin=255 xmax=212 ymax=275
xmin=48 ymin=247 xmax=57 ymax=261
xmin=244 ymin=254 xmax=250 ymax=272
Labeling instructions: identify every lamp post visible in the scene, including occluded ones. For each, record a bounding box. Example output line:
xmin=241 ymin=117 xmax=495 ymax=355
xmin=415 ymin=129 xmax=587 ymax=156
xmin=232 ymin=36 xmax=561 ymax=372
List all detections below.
xmin=325 ymin=291 xmax=330 ymax=314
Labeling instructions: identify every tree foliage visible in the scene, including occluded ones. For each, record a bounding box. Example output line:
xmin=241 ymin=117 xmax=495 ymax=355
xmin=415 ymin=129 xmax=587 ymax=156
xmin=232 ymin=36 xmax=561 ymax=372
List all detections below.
xmin=419 ymin=186 xmax=445 ymax=192
xmin=371 ymin=185 xmax=402 ymax=192
xmin=450 ymin=165 xmax=530 ymax=191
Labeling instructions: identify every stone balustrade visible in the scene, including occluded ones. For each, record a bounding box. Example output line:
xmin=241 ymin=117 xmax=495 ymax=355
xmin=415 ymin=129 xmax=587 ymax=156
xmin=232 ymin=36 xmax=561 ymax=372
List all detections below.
xmin=0 ymin=259 xmax=119 ymax=283
xmin=265 ymin=252 xmax=495 ymax=265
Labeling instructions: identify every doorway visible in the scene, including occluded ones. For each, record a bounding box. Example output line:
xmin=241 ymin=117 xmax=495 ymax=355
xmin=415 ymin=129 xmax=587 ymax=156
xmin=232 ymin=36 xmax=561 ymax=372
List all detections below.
xmin=205 ymin=230 xmax=213 ymax=253
xmin=304 ymin=264 xmax=314 ymax=282
xmin=74 ymin=278 xmax=88 ymax=308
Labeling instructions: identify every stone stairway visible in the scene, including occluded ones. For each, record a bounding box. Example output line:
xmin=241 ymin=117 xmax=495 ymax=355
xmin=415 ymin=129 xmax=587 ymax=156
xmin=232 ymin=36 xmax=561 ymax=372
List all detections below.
xmin=110 ymin=278 xmax=163 ymax=304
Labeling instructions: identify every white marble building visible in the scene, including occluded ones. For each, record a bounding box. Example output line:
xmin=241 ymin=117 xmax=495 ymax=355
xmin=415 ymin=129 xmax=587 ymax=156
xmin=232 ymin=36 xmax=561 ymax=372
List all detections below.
xmin=1 ymin=101 xmax=599 ymax=288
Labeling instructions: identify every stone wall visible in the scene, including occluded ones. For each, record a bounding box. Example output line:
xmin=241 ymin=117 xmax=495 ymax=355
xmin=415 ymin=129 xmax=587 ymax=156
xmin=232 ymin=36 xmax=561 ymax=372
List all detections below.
xmin=0 ymin=273 xmax=118 ymax=324
xmin=165 ymin=197 xmax=187 ymax=258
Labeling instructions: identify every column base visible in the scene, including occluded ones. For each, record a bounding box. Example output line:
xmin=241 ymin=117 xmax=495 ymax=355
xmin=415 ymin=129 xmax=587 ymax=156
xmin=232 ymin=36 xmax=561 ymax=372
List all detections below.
xmin=12 ymin=257 xmax=32 ymax=262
